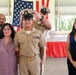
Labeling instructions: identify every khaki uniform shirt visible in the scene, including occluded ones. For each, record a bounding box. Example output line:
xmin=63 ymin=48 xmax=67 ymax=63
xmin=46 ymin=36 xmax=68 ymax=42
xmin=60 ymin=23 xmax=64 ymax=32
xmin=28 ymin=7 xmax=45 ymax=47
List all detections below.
xmin=34 ymin=21 xmax=49 ymax=41
xmin=14 ymin=28 xmax=46 ymax=57
xmin=34 ymin=21 xmax=47 ymax=33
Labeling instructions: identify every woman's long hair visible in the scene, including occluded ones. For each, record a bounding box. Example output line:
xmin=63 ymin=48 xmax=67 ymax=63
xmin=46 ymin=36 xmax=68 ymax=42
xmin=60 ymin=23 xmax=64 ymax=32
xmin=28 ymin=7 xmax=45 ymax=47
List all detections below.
xmin=70 ymin=19 xmax=76 ymax=37
xmin=0 ymin=23 xmax=16 ymax=39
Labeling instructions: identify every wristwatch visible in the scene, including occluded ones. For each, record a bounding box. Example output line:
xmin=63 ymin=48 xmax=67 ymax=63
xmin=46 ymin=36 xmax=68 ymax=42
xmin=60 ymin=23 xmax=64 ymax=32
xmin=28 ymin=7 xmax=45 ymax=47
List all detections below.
xmin=40 ymin=16 xmax=44 ymax=21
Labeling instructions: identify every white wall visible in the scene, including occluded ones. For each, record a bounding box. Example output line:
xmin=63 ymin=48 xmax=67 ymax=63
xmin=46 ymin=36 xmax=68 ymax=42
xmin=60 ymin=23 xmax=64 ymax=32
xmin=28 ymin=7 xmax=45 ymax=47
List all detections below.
xmin=48 ymin=0 xmax=55 ymax=31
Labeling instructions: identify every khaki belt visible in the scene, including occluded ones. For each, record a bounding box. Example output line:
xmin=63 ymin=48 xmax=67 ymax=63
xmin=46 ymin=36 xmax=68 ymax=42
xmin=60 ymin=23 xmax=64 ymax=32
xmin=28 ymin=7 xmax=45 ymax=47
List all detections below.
xmin=21 ymin=54 xmax=39 ymax=61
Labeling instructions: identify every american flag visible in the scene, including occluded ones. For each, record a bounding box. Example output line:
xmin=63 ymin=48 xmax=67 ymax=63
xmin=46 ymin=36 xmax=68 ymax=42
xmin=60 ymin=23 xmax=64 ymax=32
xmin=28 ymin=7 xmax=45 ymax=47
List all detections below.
xmin=12 ymin=0 xmax=33 ymax=27
xmin=12 ymin=0 xmax=50 ymax=31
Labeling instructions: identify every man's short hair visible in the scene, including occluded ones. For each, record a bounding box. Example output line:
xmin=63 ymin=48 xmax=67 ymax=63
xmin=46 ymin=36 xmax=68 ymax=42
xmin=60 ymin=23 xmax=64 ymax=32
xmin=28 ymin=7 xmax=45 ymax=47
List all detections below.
xmin=0 ymin=14 xmax=6 ymax=21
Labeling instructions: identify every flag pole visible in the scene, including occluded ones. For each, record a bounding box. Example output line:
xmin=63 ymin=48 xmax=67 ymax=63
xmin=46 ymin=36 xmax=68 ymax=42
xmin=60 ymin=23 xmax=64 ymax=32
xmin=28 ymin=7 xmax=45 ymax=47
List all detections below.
xmin=8 ymin=0 xmax=10 ymax=22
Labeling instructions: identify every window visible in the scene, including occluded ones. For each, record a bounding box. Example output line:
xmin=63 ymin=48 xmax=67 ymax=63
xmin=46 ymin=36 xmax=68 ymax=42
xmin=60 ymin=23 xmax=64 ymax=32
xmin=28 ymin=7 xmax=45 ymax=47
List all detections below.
xmin=0 ymin=0 xmax=11 ymax=23
xmin=55 ymin=0 xmax=76 ymax=31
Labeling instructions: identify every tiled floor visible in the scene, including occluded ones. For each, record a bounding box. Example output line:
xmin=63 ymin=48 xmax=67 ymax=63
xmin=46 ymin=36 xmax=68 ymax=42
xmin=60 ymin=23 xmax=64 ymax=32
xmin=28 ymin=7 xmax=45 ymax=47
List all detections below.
xmin=44 ymin=57 xmax=68 ymax=75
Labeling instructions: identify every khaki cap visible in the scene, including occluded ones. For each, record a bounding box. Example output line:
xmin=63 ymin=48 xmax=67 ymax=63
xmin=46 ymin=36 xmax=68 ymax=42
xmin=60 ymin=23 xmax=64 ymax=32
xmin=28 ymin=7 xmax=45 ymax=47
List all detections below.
xmin=22 ymin=9 xmax=34 ymax=19
xmin=40 ymin=6 xmax=50 ymax=15
xmin=20 ymin=8 xmax=34 ymax=15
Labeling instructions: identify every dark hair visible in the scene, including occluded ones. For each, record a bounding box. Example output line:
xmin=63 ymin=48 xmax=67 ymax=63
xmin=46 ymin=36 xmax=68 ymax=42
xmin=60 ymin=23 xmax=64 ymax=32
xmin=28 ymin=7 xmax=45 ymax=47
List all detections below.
xmin=70 ymin=19 xmax=76 ymax=37
xmin=0 ymin=23 xmax=16 ymax=39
